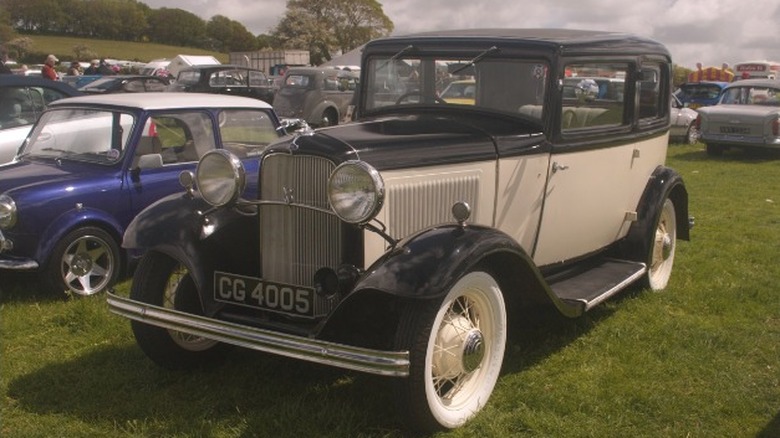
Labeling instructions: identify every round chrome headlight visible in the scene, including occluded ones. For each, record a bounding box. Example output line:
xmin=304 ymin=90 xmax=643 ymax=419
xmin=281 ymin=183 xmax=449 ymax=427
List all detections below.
xmin=196 ymin=150 xmax=246 ymax=207
xmin=328 ymin=161 xmax=384 ymax=224
xmin=0 ymin=194 xmax=17 ymax=229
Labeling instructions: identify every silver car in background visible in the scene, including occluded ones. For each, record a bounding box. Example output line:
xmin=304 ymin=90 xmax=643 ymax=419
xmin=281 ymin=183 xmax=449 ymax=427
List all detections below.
xmin=670 ymin=94 xmax=699 ymax=144
xmin=695 ymin=78 xmax=780 ymax=156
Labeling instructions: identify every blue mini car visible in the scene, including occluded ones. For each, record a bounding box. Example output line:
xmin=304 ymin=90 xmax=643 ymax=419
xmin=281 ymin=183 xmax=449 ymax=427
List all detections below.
xmin=0 ymin=93 xmax=284 ymax=296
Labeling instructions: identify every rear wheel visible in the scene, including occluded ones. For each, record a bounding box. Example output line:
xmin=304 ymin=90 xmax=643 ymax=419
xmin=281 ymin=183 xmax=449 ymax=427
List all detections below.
xmin=130 ymin=251 xmax=229 ymax=369
xmin=706 ymin=143 xmax=724 ymax=156
xmin=320 ymin=108 xmax=338 ymax=127
xmin=394 ymin=271 xmax=507 ymax=431
xmin=645 ymin=198 xmax=677 ymax=290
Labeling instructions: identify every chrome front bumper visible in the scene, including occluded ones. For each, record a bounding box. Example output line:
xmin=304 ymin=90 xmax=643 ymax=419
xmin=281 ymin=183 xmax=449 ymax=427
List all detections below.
xmin=106 ymin=292 xmax=410 ymax=377
xmin=0 ymin=230 xmax=39 ymax=270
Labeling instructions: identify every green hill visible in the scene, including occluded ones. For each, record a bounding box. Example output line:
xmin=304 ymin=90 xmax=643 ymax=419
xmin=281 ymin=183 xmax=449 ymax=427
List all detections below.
xmin=19 ymin=34 xmax=229 ymax=64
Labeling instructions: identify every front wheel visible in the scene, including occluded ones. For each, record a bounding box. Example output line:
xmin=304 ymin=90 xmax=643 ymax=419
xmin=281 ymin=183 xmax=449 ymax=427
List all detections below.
xmin=394 ymin=271 xmax=507 ymax=431
xmin=645 ymin=198 xmax=677 ymax=290
xmin=130 ymin=251 xmax=229 ymax=369
xmin=43 ymin=226 xmax=121 ymax=296
xmin=685 ymin=124 xmax=700 ymax=145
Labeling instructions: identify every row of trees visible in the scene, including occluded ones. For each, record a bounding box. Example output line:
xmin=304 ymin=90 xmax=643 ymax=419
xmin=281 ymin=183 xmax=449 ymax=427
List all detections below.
xmin=0 ymin=0 xmax=393 ymax=65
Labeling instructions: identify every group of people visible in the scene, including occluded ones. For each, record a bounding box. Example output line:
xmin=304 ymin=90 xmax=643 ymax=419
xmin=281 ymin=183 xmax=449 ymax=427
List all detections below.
xmin=0 ymin=49 xmax=117 ymax=80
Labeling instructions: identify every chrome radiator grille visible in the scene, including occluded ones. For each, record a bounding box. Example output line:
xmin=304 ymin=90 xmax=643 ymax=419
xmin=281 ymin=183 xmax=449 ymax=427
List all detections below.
xmin=260 ymin=154 xmax=341 ymax=298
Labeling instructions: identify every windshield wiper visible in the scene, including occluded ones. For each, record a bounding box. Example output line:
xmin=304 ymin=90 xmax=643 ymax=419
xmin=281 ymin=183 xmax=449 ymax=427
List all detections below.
xmin=451 ymin=46 xmax=500 ymax=75
xmin=377 ymin=45 xmax=416 ymax=71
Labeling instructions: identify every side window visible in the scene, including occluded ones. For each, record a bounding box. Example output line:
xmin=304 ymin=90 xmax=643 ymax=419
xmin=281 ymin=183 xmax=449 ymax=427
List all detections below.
xmin=151 ymin=112 xmax=215 ymax=164
xmin=144 ymin=79 xmax=167 ymax=92
xmin=248 ymin=71 xmax=267 ymax=86
xmin=561 ymin=63 xmax=628 ymax=131
xmin=123 ymin=79 xmax=145 ymax=93
xmin=219 ymin=109 xmax=279 ymax=158
xmin=639 ymin=64 xmax=663 ymax=120
xmin=0 ymin=87 xmax=33 ymax=129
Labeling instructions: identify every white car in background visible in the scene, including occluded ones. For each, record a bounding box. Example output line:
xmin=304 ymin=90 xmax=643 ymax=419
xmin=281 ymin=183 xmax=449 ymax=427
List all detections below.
xmin=671 ymin=94 xmax=700 ymax=144
xmin=696 ymin=78 xmax=780 ymax=155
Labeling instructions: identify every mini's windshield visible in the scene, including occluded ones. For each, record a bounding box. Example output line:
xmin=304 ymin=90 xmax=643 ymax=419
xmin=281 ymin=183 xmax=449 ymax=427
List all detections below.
xmin=20 ymin=108 xmax=134 ymax=163
xmin=363 ymin=53 xmax=548 ymax=119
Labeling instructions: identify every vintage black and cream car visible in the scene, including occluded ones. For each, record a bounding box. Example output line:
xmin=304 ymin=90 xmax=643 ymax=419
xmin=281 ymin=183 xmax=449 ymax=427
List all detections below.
xmin=108 ymin=29 xmax=691 ymax=431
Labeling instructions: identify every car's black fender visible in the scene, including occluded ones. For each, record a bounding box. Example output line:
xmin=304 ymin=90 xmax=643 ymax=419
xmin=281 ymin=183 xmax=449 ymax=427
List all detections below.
xmin=317 ymin=223 xmax=582 ymax=346
xmin=123 ymin=192 xmax=259 ymax=315
xmin=619 ymin=165 xmax=690 ymax=262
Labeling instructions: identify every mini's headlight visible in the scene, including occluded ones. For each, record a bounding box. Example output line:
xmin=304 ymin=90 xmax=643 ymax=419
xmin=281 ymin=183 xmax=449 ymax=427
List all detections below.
xmin=196 ymin=150 xmax=245 ymax=207
xmin=0 ymin=194 xmax=17 ymax=229
xmin=328 ymin=161 xmax=384 ymax=224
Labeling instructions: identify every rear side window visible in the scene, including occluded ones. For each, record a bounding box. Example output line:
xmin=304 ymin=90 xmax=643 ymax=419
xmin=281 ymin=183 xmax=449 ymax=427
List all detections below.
xmin=561 ymin=63 xmax=628 ymax=131
xmin=638 ymin=63 xmax=665 ymax=120
xmin=219 ymin=109 xmax=279 ymax=157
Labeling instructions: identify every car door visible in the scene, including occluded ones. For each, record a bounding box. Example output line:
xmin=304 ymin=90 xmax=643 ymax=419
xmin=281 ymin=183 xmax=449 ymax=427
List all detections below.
xmin=126 ymin=111 xmax=217 ymax=212
xmin=532 ymin=61 xmax=669 ymax=266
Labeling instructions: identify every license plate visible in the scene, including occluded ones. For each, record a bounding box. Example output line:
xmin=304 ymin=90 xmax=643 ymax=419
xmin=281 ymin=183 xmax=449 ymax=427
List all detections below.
xmin=720 ymin=126 xmax=750 ymax=134
xmin=214 ymin=271 xmax=316 ymax=318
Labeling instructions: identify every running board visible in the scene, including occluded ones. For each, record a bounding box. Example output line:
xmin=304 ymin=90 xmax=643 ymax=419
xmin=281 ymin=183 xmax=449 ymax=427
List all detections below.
xmin=549 ymin=259 xmax=646 ymax=313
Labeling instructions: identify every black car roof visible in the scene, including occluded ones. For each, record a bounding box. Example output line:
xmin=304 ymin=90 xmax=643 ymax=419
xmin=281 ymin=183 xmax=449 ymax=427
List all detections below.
xmin=0 ymin=75 xmax=84 ymax=95
xmin=365 ymin=28 xmax=670 ymax=59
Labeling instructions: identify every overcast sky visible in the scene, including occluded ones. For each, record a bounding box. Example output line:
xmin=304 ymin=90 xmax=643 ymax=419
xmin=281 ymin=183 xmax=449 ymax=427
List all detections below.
xmin=141 ymin=0 xmax=780 ymax=69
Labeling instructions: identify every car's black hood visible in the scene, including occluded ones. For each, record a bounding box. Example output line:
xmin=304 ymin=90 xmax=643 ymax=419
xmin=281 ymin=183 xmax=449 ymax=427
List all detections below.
xmin=266 ymin=112 xmax=542 ymax=170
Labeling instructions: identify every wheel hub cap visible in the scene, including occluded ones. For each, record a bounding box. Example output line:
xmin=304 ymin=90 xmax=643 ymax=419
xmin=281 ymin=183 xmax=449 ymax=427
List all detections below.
xmin=461 ymin=329 xmax=485 ymax=373
xmin=434 ymin=315 xmax=485 ymax=377
xmin=71 ymin=253 xmax=94 ymax=276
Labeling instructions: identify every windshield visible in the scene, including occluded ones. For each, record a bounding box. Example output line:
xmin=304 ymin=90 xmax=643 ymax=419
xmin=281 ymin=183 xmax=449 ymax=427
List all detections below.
xmin=21 ymin=108 xmax=134 ymax=163
xmin=720 ymin=86 xmax=780 ymax=105
xmin=362 ymin=54 xmax=548 ymax=118
xmin=677 ymin=83 xmax=723 ymax=100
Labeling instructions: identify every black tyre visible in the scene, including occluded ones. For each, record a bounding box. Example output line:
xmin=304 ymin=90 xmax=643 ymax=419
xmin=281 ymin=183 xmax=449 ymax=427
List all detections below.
xmin=130 ymin=251 xmax=230 ymax=369
xmin=394 ymin=271 xmax=507 ymax=431
xmin=320 ymin=108 xmax=338 ymax=127
xmin=43 ymin=226 xmax=121 ymax=296
xmin=706 ymin=143 xmax=724 ymax=156
xmin=644 ymin=198 xmax=677 ymax=291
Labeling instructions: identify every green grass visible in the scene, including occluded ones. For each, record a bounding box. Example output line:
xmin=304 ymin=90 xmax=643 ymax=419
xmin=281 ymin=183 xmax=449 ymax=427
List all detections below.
xmin=2 ymin=143 xmax=779 ymax=437
xmin=16 ymin=35 xmax=229 ymax=64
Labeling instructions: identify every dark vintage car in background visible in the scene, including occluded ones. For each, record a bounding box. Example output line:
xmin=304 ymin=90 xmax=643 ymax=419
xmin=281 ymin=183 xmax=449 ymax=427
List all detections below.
xmin=167 ymin=64 xmax=276 ymax=104
xmin=108 ymin=29 xmax=691 ymax=432
xmin=0 ymin=75 xmax=83 ymax=165
xmin=78 ymin=74 xmax=170 ymax=94
xmin=0 ymin=93 xmax=284 ymax=296
xmin=272 ymin=66 xmax=358 ymax=127
xmin=695 ymin=78 xmax=780 ymax=156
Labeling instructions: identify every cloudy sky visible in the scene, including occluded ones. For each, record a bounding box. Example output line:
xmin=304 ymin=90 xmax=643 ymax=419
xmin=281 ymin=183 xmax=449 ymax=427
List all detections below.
xmin=141 ymin=0 xmax=780 ymax=69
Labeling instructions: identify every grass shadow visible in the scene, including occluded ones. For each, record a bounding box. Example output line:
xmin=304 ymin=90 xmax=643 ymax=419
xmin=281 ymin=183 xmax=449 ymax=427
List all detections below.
xmin=6 ymin=344 xmax=410 ymax=437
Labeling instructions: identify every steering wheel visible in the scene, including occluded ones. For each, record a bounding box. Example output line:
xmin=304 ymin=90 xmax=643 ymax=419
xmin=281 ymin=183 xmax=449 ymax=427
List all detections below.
xmin=395 ymin=91 xmax=447 ymax=105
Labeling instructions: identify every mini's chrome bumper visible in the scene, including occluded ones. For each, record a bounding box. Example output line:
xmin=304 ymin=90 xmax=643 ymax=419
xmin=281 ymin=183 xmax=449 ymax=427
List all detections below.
xmin=0 ymin=230 xmax=39 ymax=270
xmin=107 ymin=292 xmax=410 ymax=377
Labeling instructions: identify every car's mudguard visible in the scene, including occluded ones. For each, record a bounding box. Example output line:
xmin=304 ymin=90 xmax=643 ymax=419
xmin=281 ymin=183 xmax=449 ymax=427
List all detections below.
xmin=317 ymin=223 xmax=583 ymax=345
xmin=37 ymin=206 xmax=124 ymax=266
xmin=123 ymin=193 xmax=259 ymax=315
xmin=620 ymin=165 xmax=690 ymax=262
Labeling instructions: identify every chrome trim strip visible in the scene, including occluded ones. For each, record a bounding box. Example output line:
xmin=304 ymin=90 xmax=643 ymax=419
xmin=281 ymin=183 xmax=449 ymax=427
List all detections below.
xmin=107 ymin=292 xmax=410 ymax=377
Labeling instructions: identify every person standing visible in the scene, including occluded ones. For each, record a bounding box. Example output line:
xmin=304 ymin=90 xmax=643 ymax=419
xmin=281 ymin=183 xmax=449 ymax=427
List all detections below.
xmin=84 ymin=59 xmax=100 ymax=75
xmin=67 ymin=61 xmax=82 ymax=76
xmin=0 ymin=50 xmax=12 ymax=74
xmin=42 ymin=54 xmax=59 ymax=80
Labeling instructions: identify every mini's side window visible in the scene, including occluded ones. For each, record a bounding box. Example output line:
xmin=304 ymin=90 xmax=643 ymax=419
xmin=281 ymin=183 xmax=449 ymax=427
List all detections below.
xmin=219 ymin=109 xmax=279 ymax=158
xmin=150 ymin=112 xmax=215 ymax=164
xmin=561 ymin=63 xmax=628 ymax=132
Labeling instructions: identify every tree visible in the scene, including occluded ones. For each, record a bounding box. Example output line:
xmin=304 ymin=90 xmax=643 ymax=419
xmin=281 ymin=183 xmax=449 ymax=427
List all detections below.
xmin=147 ymin=7 xmax=207 ymax=48
xmin=207 ymin=15 xmax=258 ymax=52
xmin=0 ymin=5 xmax=16 ymax=43
xmin=272 ymin=0 xmax=392 ymax=65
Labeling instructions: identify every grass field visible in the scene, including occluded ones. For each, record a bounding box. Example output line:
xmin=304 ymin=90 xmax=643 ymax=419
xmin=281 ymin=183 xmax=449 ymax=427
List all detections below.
xmin=13 ymin=35 xmax=229 ymax=64
xmin=1 ymin=142 xmax=779 ymax=437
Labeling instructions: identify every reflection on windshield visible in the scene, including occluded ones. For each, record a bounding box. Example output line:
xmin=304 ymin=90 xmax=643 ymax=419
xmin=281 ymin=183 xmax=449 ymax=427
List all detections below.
xmin=363 ymin=54 xmax=548 ymax=118
xmin=21 ymin=108 xmax=134 ymax=163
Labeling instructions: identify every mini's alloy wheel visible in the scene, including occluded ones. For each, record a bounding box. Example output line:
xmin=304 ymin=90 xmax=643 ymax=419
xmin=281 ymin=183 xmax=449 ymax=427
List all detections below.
xmin=46 ymin=227 xmax=120 ymax=296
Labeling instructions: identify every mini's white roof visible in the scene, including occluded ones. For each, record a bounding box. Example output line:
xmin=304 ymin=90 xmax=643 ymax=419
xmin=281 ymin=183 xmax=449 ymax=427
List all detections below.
xmin=49 ymin=92 xmax=273 ymax=111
